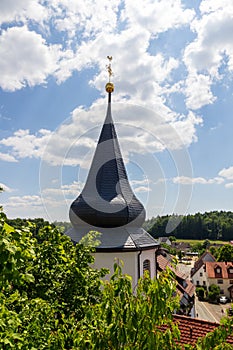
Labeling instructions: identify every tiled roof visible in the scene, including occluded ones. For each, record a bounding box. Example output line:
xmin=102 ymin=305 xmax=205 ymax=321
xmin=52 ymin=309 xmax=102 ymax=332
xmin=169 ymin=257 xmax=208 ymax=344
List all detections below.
xmin=67 ymin=226 xmax=159 ymax=250
xmin=171 ymin=242 xmax=191 ymax=250
xmin=206 ymin=261 xmax=233 ymax=279
xmin=173 ymin=315 xmax=233 ymax=346
xmin=191 ymin=251 xmax=216 ymax=277
xmin=157 ymin=255 xmax=195 ymax=298
xmin=68 ymin=91 xmax=158 ymax=249
xmin=160 ymin=315 xmax=233 ymax=347
xmin=70 ymin=101 xmax=146 ymax=230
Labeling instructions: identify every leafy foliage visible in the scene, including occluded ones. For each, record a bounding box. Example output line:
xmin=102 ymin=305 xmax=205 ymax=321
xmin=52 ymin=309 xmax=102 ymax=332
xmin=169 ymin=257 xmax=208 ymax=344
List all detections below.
xmin=0 ymin=211 xmax=107 ymax=348
xmin=74 ymin=263 xmax=181 ymax=349
xmin=216 ymin=245 xmax=233 ymax=262
xmin=208 ymin=284 xmax=221 ymax=303
xmin=1 ymin=209 xmax=233 ymax=349
xmin=195 ymin=286 xmax=206 ymax=301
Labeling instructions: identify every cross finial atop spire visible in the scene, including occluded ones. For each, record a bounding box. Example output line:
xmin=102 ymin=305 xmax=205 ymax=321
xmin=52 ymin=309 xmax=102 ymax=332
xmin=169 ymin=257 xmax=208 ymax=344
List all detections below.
xmin=105 ymin=56 xmax=114 ymax=94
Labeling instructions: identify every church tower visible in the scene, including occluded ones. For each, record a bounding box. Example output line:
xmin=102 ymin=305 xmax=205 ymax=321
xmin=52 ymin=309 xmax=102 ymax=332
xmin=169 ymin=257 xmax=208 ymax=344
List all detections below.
xmin=67 ymin=57 xmax=159 ymax=287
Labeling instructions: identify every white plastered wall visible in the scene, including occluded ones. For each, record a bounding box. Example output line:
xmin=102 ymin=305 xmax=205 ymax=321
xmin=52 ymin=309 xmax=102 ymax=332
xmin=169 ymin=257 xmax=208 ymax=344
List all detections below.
xmin=93 ymin=248 xmax=157 ymax=289
xmin=93 ymin=251 xmax=138 ymax=289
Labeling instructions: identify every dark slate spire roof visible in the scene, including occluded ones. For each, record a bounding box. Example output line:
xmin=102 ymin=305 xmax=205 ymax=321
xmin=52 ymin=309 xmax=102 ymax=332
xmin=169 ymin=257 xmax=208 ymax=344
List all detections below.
xmin=68 ymin=81 xmax=158 ymax=251
xmin=69 ymin=93 xmax=146 ymax=229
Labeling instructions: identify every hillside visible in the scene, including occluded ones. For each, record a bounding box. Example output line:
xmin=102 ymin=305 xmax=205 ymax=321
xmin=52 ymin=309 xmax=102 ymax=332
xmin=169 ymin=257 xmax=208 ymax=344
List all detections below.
xmin=144 ymin=211 xmax=233 ymax=241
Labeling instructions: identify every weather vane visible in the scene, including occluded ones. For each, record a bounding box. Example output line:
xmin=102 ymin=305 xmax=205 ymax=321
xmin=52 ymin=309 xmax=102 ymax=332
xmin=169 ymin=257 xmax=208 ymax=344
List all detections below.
xmin=106 ymin=55 xmax=113 ymax=82
xmin=105 ymin=56 xmax=114 ymax=94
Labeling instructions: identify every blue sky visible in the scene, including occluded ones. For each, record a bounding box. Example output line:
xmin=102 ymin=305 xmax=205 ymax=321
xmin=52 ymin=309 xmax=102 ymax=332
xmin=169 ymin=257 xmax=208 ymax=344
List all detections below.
xmin=1 ymin=0 xmax=233 ymax=222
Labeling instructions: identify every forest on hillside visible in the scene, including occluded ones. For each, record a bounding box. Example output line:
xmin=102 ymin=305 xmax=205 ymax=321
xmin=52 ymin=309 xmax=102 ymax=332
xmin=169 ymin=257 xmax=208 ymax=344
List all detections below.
xmin=145 ymin=211 xmax=233 ymax=241
xmin=6 ymin=211 xmax=233 ymax=242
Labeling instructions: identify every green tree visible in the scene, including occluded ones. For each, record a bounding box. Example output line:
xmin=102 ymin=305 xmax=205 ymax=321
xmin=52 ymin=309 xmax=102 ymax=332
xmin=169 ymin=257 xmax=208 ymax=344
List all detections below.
xmin=217 ymin=244 xmax=233 ymax=262
xmin=0 ymin=211 xmax=107 ymax=348
xmin=196 ymin=286 xmax=206 ymax=301
xmin=74 ymin=263 xmax=181 ymax=349
xmin=208 ymin=284 xmax=220 ymax=303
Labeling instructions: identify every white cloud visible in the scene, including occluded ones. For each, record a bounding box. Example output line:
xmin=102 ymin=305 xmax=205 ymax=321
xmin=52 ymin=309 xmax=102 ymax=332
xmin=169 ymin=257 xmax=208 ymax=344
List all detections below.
xmin=4 ymin=195 xmax=42 ymax=208
xmin=183 ymin=1 xmax=233 ymax=109
xmin=131 ymin=178 xmax=152 ymax=193
xmin=42 ymin=181 xmax=83 ymax=198
xmin=0 ymin=0 xmax=48 ymax=25
xmin=219 ymin=166 xmax=233 ymax=180
xmin=1 ymin=102 xmax=201 ymax=167
xmin=173 ymin=176 xmax=224 ymax=185
xmin=0 ymin=26 xmax=60 ymax=91
xmin=225 ymin=183 xmax=233 ymax=189
xmin=53 ymin=0 xmax=121 ymax=39
xmin=200 ymin=0 xmax=233 ymax=16
xmin=134 ymin=186 xmax=151 ymax=193
xmin=122 ymin=0 xmax=195 ymax=34
xmin=185 ymin=4 xmax=233 ymax=75
xmin=0 ymin=152 xmax=18 ymax=162
xmin=185 ymin=73 xmax=216 ymax=110
xmin=0 ymin=129 xmax=52 ymax=160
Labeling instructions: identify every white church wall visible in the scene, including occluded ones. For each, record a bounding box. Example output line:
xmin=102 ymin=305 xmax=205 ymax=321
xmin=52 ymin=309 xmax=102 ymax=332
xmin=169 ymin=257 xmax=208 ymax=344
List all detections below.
xmin=93 ymin=251 xmax=138 ymax=288
xmin=93 ymin=248 xmax=157 ymax=289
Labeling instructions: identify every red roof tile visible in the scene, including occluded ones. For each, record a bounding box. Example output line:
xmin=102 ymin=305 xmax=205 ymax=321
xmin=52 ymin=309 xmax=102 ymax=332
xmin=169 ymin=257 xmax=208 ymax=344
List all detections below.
xmin=191 ymin=251 xmax=216 ymax=277
xmin=157 ymin=255 xmax=195 ymax=298
xmin=206 ymin=261 xmax=233 ymax=279
xmin=161 ymin=315 xmax=233 ymax=347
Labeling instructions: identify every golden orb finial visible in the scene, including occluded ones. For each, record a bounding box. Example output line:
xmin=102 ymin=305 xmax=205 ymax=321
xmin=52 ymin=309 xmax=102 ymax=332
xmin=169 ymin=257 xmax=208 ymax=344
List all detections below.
xmin=105 ymin=56 xmax=114 ymax=93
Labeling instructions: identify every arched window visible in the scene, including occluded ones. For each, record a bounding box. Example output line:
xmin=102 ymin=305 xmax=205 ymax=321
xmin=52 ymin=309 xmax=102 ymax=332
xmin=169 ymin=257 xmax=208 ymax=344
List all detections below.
xmin=143 ymin=259 xmax=151 ymax=277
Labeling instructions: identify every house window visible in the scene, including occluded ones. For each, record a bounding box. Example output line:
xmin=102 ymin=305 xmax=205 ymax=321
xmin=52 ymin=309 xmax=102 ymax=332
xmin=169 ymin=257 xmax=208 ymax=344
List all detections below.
xmin=229 ymin=268 xmax=233 ymax=274
xmin=217 ymin=279 xmax=223 ymax=284
xmin=230 ymin=280 xmax=233 ymax=284
xmin=143 ymin=259 xmax=151 ymax=277
xmin=220 ymin=289 xmax=224 ymax=294
xmin=216 ymin=268 xmax=221 ymax=273
xmin=200 ymin=272 xmax=203 ymax=277
xmin=196 ymin=281 xmax=200 ymax=285
xmin=203 ymin=281 xmax=206 ymax=286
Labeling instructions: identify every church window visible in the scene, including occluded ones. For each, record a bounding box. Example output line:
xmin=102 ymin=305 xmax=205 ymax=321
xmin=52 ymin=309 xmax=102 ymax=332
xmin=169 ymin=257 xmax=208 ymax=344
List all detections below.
xmin=143 ymin=259 xmax=151 ymax=277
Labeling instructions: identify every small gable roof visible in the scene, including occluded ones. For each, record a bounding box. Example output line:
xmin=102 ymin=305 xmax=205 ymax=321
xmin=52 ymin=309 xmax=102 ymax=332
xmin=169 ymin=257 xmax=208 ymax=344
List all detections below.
xmin=191 ymin=251 xmax=216 ymax=277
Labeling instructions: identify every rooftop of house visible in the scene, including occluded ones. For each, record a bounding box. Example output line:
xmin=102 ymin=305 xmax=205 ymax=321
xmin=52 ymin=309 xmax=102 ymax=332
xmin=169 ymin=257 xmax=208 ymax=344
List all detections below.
xmin=206 ymin=261 xmax=233 ymax=279
xmin=191 ymin=251 xmax=216 ymax=277
xmin=157 ymin=255 xmax=195 ymax=299
xmin=171 ymin=241 xmax=191 ymax=251
xmin=171 ymin=315 xmax=233 ymax=347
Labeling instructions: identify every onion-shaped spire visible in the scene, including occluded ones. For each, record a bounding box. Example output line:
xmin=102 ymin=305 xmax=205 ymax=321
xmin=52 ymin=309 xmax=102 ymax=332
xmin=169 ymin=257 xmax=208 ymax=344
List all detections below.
xmin=69 ymin=57 xmax=145 ymax=229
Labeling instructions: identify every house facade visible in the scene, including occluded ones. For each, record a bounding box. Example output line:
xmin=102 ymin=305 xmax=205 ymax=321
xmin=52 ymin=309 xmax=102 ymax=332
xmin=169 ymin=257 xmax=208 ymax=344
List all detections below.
xmin=191 ymin=260 xmax=233 ymax=299
xmin=205 ymin=262 xmax=233 ymax=298
xmin=191 ymin=263 xmax=208 ymax=288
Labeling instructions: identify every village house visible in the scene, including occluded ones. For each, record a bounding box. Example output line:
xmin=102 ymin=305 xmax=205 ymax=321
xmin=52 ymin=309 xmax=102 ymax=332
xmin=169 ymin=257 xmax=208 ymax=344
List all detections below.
xmin=205 ymin=262 xmax=233 ymax=299
xmin=191 ymin=257 xmax=233 ymax=299
xmin=157 ymin=254 xmax=195 ymax=315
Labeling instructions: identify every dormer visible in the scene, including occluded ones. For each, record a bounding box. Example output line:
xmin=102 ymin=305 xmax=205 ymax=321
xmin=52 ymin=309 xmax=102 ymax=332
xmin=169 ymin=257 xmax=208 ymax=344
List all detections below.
xmin=214 ymin=264 xmax=222 ymax=277
xmin=227 ymin=265 xmax=233 ymax=278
